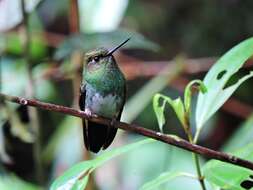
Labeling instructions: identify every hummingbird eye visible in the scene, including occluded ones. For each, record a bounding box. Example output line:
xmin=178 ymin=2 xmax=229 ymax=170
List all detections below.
xmin=93 ymin=56 xmax=99 ymax=62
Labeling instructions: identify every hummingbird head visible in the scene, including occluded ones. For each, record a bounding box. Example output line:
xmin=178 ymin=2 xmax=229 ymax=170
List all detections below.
xmin=83 ymin=38 xmax=130 ymax=86
xmin=84 ymin=38 xmax=130 ymax=72
xmin=84 ymin=48 xmax=110 ymax=72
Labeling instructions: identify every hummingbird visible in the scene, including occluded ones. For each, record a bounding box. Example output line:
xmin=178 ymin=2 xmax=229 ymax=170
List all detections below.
xmin=79 ymin=38 xmax=129 ymax=153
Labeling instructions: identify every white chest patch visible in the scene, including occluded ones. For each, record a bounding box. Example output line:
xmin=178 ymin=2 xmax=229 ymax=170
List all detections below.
xmin=87 ymin=93 xmax=122 ymax=118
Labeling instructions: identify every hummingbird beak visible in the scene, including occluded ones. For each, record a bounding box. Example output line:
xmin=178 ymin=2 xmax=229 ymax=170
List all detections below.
xmin=106 ymin=37 xmax=131 ymax=56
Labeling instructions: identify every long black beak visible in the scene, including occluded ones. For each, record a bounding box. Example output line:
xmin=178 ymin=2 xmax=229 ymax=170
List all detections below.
xmin=106 ymin=37 xmax=131 ymax=56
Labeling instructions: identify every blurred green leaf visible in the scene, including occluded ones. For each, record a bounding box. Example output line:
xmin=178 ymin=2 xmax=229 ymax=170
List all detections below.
xmin=196 ymin=37 xmax=253 ymax=131
xmin=3 ymin=33 xmax=47 ymax=60
xmin=222 ymin=114 xmax=253 ymax=152
xmin=1 ymin=58 xmax=28 ymax=97
xmin=1 ymin=57 xmax=54 ymax=100
xmin=91 ymin=138 xmax=155 ymax=168
xmin=8 ymin=108 xmax=34 ymax=143
xmin=50 ymin=138 xmax=154 ymax=190
xmin=33 ymin=63 xmax=56 ymax=100
xmin=140 ymin=172 xmax=196 ymax=190
xmin=122 ymin=59 xmax=183 ymax=123
xmin=153 ymin=94 xmax=185 ymax=132
xmin=50 ymin=161 xmax=92 ymax=190
xmin=121 ymin=140 xmax=208 ymax=190
xmin=43 ymin=116 xmax=82 ymax=163
xmin=0 ymin=58 xmax=55 ymax=143
xmin=0 ymin=35 xmax=5 ymax=53
xmin=0 ymin=174 xmax=41 ymax=190
xmin=203 ymin=142 xmax=253 ymax=190
xmin=4 ymin=33 xmax=22 ymax=55
xmin=54 ymin=29 xmax=159 ymax=60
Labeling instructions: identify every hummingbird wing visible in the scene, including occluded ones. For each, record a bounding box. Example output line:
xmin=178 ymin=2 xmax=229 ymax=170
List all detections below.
xmin=79 ymin=84 xmax=89 ymax=150
xmin=102 ymin=84 xmax=126 ymax=150
xmin=79 ymin=84 xmax=114 ymax=153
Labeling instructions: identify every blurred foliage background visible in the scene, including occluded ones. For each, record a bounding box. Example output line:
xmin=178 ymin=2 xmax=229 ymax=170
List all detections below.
xmin=1 ymin=0 xmax=253 ymax=189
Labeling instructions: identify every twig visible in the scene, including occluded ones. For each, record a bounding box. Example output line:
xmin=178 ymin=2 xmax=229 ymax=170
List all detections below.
xmin=184 ymin=108 xmax=206 ymax=190
xmin=1 ymin=93 xmax=253 ymax=171
xmin=69 ymin=0 xmax=80 ymax=33
xmin=39 ymin=56 xmax=253 ymax=81
xmin=68 ymin=0 xmax=82 ymax=108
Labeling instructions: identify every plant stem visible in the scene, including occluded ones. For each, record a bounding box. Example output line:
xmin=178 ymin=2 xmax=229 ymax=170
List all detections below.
xmin=21 ymin=0 xmax=44 ymax=184
xmin=183 ymin=80 xmax=207 ymax=190
xmin=187 ymin=128 xmax=206 ymax=190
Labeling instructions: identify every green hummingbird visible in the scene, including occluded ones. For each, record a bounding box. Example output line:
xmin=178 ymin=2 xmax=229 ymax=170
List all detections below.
xmin=79 ymin=38 xmax=129 ymax=153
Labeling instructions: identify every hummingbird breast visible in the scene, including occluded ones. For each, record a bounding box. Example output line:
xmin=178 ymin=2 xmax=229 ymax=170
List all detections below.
xmin=85 ymin=84 xmax=124 ymax=118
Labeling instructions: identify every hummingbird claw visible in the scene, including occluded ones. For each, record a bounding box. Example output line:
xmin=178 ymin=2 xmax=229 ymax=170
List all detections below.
xmin=110 ymin=117 xmax=117 ymax=127
xmin=84 ymin=108 xmax=93 ymax=118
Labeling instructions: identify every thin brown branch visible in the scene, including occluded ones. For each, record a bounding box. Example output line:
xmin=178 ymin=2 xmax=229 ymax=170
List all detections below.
xmin=39 ymin=58 xmax=216 ymax=82
xmin=39 ymin=56 xmax=253 ymax=81
xmin=69 ymin=0 xmax=80 ymax=33
xmin=223 ymin=98 xmax=253 ymax=118
xmin=1 ymin=93 xmax=253 ymax=171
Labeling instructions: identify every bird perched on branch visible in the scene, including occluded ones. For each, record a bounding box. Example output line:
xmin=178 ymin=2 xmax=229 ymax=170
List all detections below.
xmin=79 ymin=38 xmax=129 ymax=153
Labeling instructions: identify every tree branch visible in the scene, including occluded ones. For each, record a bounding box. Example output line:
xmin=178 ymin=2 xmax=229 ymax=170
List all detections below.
xmin=1 ymin=93 xmax=253 ymax=171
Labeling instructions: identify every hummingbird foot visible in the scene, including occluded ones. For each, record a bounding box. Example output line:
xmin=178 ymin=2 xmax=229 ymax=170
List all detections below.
xmin=84 ymin=108 xmax=97 ymax=118
xmin=110 ymin=117 xmax=117 ymax=127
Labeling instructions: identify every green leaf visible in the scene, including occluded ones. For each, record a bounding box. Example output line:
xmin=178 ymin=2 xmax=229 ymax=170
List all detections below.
xmin=1 ymin=57 xmax=53 ymax=100
xmin=196 ymin=37 xmax=253 ymax=130
xmin=203 ymin=142 xmax=253 ymax=190
xmin=184 ymin=80 xmax=207 ymax=115
xmin=50 ymin=138 xmax=155 ymax=190
xmin=54 ymin=29 xmax=159 ymax=60
xmin=92 ymin=138 xmax=155 ymax=168
xmin=0 ymin=174 xmax=41 ymax=190
xmin=2 ymin=33 xmax=47 ymax=60
xmin=0 ymin=58 xmax=55 ymax=143
xmin=153 ymin=93 xmax=186 ymax=132
xmin=42 ymin=116 xmax=81 ymax=163
xmin=153 ymin=94 xmax=166 ymax=131
xmin=71 ymin=176 xmax=89 ymax=190
xmin=50 ymin=161 xmax=93 ymax=190
xmin=140 ymin=172 xmax=196 ymax=190
xmin=1 ymin=58 xmax=28 ymax=97
xmin=121 ymin=142 xmax=206 ymax=190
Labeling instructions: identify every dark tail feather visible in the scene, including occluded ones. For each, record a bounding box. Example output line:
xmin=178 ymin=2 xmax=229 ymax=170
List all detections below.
xmin=103 ymin=112 xmax=122 ymax=150
xmin=82 ymin=119 xmax=89 ymax=150
xmin=103 ymin=127 xmax=118 ymax=150
xmin=87 ymin=121 xmax=108 ymax=153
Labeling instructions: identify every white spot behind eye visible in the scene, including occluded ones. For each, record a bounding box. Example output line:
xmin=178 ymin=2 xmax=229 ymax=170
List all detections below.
xmin=94 ymin=56 xmax=100 ymax=62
